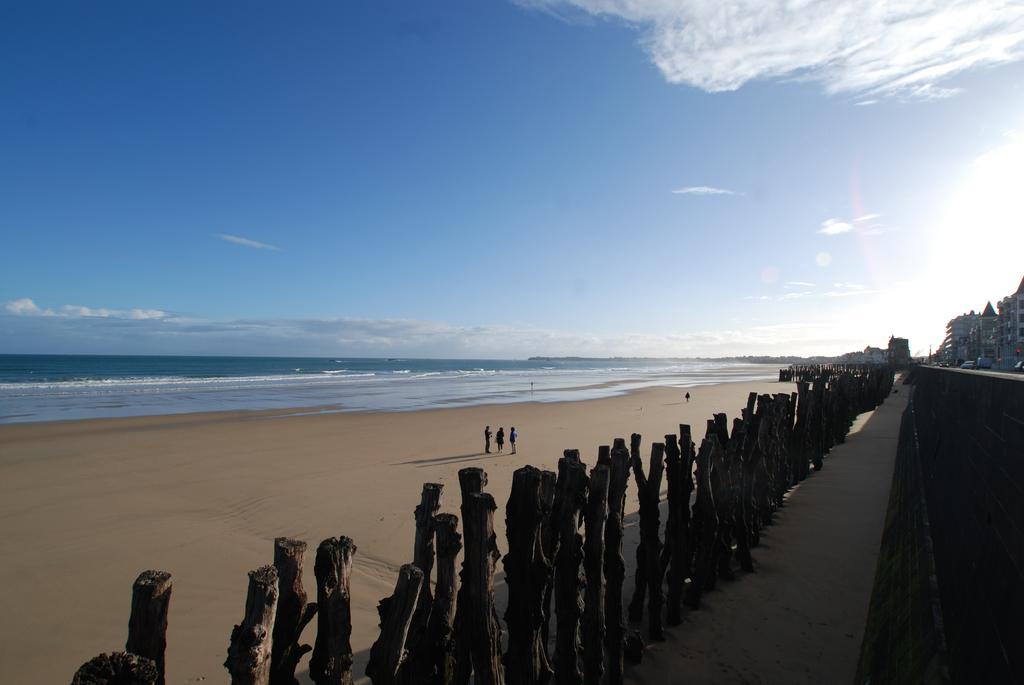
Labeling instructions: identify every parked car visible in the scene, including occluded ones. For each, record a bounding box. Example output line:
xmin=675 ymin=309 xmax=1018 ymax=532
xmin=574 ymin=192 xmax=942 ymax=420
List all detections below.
xmin=1015 ymin=361 xmax=1024 ymax=372
xmin=976 ymin=357 xmax=994 ymax=369
xmin=960 ymin=361 xmax=976 ymax=369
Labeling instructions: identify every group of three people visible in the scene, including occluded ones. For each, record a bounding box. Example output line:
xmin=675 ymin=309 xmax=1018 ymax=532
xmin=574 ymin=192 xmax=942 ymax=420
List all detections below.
xmin=484 ymin=425 xmax=517 ymax=454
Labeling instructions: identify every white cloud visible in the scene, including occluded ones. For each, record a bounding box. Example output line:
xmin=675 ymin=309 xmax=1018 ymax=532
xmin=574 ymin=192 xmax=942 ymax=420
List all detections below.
xmin=4 ymin=298 xmax=167 ymax=320
xmin=815 ymin=251 xmax=833 ymax=267
xmin=5 ymin=298 xmax=41 ymax=315
xmin=784 ymin=281 xmax=817 ymax=288
xmin=216 ymin=233 xmax=280 ymax=251
xmin=818 ymin=218 xmax=854 ymax=235
xmin=519 ymin=1 xmax=1024 ymax=99
xmin=671 ymin=185 xmax=737 ymax=195
xmin=855 ymin=99 xmax=879 ymax=106
xmin=854 ymin=213 xmax=880 ymax=222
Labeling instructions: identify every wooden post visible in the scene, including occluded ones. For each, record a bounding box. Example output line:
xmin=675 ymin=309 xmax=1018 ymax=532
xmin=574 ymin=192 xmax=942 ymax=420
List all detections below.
xmin=226 ymin=565 xmax=279 ymax=685
xmin=582 ymin=464 xmax=609 ymax=685
xmin=271 ymin=539 xmax=317 ymax=685
xmin=641 ymin=443 xmax=666 ymax=640
xmin=413 ymin=484 xmax=443 ymax=610
xmin=73 ymin=652 xmax=158 ymax=685
xmin=538 ymin=468 xmax=558 ymax=661
xmin=553 ymin=455 xmax=589 ymax=685
xmin=626 ymin=434 xmax=646 ymax=623
xmin=405 ymin=484 xmax=443 ymax=679
xmin=454 ymin=467 xmax=486 ymax=685
xmin=685 ymin=433 xmax=720 ymax=610
xmin=425 ymin=514 xmax=461 ymax=685
xmin=309 ymin=536 xmax=357 ymax=685
xmin=503 ymin=466 xmax=553 ymax=685
xmin=662 ymin=433 xmax=687 ymax=626
xmin=603 ymin=438 xmax=630 ymax=685
xmin=126 ymin=570 xmax=172 ymax=685
xmin=463 ymin=492 xmax=505 ymax=685
xmin=366 ymin=564 xmax=424 ymax=685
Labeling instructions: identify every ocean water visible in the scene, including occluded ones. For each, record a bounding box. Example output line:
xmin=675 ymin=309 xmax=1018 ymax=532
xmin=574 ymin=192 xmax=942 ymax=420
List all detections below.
xmin=0 ymin=355 xmax=778 ymax=424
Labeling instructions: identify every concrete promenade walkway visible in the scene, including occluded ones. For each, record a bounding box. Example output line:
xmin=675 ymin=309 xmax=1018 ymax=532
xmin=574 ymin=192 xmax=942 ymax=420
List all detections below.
xmin=626 ymin=386 xmax=908 ymax=685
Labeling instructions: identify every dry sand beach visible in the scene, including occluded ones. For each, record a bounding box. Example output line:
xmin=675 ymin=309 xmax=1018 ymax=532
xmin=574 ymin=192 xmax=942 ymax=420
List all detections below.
xmin=2 ymin=378 xmax=797 ymax=684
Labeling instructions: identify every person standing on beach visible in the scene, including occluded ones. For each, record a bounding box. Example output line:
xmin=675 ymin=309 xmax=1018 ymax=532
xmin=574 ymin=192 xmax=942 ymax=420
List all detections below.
xmin=685 ymin=392 xmax=691 ymax=403
xmin=510 ymin=426 xmax=518 ymax=454
xmin=496 ymin=427 xmax=505 ymax=453
xmin=484 ymin=425 xmax=492 ymax=453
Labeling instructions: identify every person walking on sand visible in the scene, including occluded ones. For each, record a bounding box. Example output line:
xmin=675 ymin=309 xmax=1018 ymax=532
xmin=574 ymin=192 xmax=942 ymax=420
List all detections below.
xmin=685 ymin=392 xmax=691 ymax=403
xmin=510 ymin=426 xmax=518 ymax=454
xmin=484 ymin=425 xmax=492 ymax=453
xmin=496 ymin=427 xmax=505 ymax=453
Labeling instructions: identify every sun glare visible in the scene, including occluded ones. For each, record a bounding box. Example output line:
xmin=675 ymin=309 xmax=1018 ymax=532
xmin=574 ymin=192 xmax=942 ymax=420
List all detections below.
xmin=928 ymin=131 xmax=1024 ymax=308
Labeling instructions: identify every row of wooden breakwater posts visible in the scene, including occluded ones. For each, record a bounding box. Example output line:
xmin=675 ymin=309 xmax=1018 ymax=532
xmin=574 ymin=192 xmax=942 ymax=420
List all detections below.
xmin=72 ymin=365 xmax=895 ymax=685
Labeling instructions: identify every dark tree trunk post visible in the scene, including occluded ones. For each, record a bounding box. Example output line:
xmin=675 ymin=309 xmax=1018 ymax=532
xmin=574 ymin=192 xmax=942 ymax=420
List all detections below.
xmin=405 ymin=483 xmax=443 ymax=681
xmin=582 ymin=464 xmax=609 ymax=685
xmin=73 ymin=652 xmax=159 ymax=685
xmin=678 ymin=425 xmax=696 ymax=580
xmin=126 ymin=570 xmax=172 ymax=685
xmin=271 ymin=539 xmax=317 ymax=685
xmin=425 ymin=514 xmax=462 ymax=685
xmin=454 ymin=467 xmax=487 ymax=685
xmin=603 ymin=438 xmax=630 ymax=685
xmin=626 ymin=434 xmax=646 ymax=623
xmin=504 ymin=466 xmax=553 ymax=685
xmin=685 ymin=432 xmax=720 ymax=610
xmin=727 ymin=421 xmax=753 ymax=574
xmin=463 ymin=492 xmax=505 ymax=685
xmin=641 ymin=443 xmax=666 ymax=640
xmin=553 ymin=455 xmax=589 ymax=685
xmin=366 ymin=564 xmax=424 ymax=685
xmin=226 ymin=565 xmax=280 ymax=685
xmin=310 ymin=537 xmax=357 ymax=685
xmin=538 ymin=469 xmax=558 ymax=661
xmin=662 ymin=433 xmax=686 ymax=626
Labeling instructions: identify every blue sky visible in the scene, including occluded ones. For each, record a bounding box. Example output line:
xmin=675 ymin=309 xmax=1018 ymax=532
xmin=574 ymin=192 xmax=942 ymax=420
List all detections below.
xmin=3 ymin=0 xmax=1024 ymax=357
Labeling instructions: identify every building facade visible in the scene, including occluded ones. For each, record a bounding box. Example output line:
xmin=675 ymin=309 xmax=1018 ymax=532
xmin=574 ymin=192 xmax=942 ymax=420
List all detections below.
xmin=996 ymin=275 xmax=1024 ymax=364
xmin=941 ymin=311 xmax=980 ymax=363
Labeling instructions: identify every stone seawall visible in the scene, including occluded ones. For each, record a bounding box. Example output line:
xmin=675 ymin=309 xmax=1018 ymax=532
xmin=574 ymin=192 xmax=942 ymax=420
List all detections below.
xmin=861 ymin=367 xmax=1023 ymax=684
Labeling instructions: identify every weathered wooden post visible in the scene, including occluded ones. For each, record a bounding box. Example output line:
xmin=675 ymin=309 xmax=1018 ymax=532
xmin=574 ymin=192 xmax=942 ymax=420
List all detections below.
xmin=538 ymin=468 xmax=558 ymax=660
xmin=405 ymin=483 xmax=443 ymax=679
xmin=583 ymin=464 xmax=610 ymax=685
xmin=366 ymin=564 xmax=424 ymax=685
xmin=626 ymin=433 xmax=646 ymax=623
xmin=425 ymin=514 xmax=462 ymax=685
xmin=637 ymin=443 xmax=666 ymax=640
xmin=553 ymin=455 xmax=589 ymax=685
xmin=662 ymin=433 xmax=688 ymax=626
xmin=603 ymin=438 xmax=630 ymax=685
xmin=73 ymin=652 xmax=158 ymax=685
xmin=226 ymin=565 xmax=279 ymax=685
xmin=726 ymin=421 xmax=753 ymax=574
xmin=504 ymin=466 xmax=553 ymax=685
xmin=685 ymin=433 xmax=719 ymax=610
xmin=126 ymin=570 xmax=172 ymax=685
xmin=463 ymin=492 xmax=505 ymax=685
xmin=271 ymin=539 xmax=317 ymax=685
xmin=310 ymin=536 xmax=357 ymax=685
xmin=454 ymin=467 xmax=487 ymax=685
